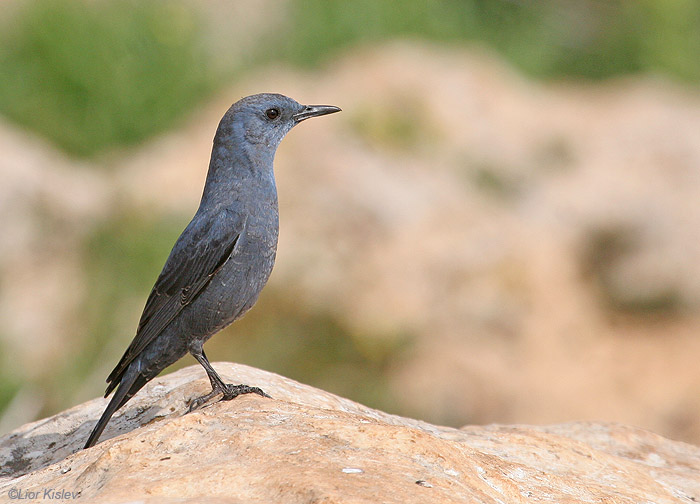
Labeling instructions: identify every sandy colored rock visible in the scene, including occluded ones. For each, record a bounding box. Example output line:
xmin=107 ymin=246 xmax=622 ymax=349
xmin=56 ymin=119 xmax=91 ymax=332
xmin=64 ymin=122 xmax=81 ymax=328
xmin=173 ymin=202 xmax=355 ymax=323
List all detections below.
xmin=1 ymin=364 xmax=698 ymax=503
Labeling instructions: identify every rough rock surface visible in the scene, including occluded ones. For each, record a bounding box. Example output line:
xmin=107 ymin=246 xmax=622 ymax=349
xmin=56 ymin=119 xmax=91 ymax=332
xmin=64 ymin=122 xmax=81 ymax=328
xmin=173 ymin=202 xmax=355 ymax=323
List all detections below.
xmin=1 ymin=364 xmax=698 ymax=503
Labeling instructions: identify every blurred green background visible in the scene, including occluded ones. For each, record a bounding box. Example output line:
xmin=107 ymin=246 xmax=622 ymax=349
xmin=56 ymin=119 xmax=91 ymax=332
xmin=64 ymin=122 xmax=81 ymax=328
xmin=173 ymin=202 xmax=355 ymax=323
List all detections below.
xmin=1 ymin=0 xmax=700 ymax=442
xmin=2 ymin=0 xmax=699 ymax=158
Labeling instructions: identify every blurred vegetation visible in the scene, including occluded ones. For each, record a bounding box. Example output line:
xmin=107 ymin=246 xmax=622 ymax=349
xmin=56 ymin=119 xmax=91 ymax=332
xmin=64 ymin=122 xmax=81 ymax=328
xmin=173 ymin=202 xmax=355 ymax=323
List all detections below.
xmin=1 ymin=0 xmax=699 ymax=156
xmin=200 ymin=288 xmax=410 ymax=414
xmin=79 ymin=214 xmax=184 ymax=362
xmin=279 ymin=0 xmax=700 ymax=82
xmin=0 ymin=342 xmax=22 ymax=414
xmin=467 ymin=161 xmax=524 ymax=201
xmin=33 ymin=213 xmax=184 ymax=415
xmin=0 ymin=0 xmax=219 ymax=157
xmin=348 ymin=98 xmax=439 ymax=150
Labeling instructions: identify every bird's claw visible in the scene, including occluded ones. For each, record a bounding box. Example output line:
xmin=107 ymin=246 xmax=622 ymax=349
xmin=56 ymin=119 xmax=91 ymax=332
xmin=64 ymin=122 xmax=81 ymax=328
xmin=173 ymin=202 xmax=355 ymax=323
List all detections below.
xmin=221 ymin=384 xmax=271 ymax=400
xmin=187 ymin=394 xmax=214 ymax=413
xmin=187 ymin=383 xmax=270 ymax=413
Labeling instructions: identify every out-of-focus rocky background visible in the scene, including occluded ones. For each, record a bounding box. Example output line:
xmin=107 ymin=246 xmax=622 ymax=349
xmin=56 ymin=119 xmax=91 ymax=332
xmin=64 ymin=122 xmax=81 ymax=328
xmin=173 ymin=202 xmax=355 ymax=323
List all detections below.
xmin=1 ymin=0 xmax=700 ymax=445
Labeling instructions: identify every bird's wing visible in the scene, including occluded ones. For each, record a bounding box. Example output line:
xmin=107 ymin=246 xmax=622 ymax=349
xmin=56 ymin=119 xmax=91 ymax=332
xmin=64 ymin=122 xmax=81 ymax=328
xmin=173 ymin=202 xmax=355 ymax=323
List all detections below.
xmin=105 ymin=208 xmax=246 ymax=393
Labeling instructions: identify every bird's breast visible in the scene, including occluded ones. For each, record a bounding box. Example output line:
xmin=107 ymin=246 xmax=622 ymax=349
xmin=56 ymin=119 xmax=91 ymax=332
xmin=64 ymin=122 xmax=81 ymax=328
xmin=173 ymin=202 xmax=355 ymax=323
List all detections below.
xmin=241 ymin=193 xmax=279 ymax=255
xmin=216 ymin=198 xmax=278 ymax=304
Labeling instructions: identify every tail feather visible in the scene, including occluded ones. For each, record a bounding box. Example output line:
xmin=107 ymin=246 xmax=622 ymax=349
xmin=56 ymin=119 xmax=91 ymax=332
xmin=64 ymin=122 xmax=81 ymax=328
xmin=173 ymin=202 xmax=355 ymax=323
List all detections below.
xmin=104 ymin=348 xmax=132 ymax=397
xmin=84 ymin=366 xmax=144 ymax=449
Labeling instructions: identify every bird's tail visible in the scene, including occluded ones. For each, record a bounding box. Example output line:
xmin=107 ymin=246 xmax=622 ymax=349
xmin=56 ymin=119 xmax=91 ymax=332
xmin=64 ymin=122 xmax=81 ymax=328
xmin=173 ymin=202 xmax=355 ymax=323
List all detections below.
xmin=84 ymin=364 xmax=146 ymax=449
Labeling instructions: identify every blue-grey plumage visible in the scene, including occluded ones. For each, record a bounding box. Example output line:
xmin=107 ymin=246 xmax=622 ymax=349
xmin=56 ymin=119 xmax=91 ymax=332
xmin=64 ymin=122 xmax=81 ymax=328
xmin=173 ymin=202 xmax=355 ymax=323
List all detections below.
xmin=84 ymin=94 xmax=341 ymax=449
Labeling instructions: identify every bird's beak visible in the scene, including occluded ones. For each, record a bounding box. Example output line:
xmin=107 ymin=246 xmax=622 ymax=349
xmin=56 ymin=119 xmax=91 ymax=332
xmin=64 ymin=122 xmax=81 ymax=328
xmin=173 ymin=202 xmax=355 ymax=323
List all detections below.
xmin=293 ymin=104 xmax=342 ymax=123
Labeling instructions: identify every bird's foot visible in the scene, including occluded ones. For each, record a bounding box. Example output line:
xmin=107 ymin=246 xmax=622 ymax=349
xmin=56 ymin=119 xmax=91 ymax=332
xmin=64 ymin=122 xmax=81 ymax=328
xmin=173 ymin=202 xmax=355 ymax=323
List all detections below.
xmin=187 ymin=383 xmax=270 ymax=412
xmin=187 ymin=390 xmax=219 ymax=412
xmin=221 ymin=383 xmax=271 ymax=401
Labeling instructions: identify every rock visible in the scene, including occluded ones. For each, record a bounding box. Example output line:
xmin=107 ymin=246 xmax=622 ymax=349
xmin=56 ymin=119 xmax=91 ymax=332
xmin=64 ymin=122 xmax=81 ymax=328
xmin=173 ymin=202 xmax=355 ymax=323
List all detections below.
xmin=1 ymin=364 xmax=698 ymax=503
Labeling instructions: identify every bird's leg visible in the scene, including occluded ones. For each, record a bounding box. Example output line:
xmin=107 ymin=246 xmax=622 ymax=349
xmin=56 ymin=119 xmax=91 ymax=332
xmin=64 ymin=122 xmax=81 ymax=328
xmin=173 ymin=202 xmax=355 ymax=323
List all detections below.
xmin=187 ymin=342 xmax=270 ymax=413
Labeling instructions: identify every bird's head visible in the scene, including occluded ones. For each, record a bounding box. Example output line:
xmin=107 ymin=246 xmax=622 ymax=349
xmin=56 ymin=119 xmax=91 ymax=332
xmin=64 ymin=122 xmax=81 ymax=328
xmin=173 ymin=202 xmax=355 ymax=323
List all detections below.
xmin=202 ymin=93 xmax=339 ymax=206
xmin=220 ymin=93 xmax=341 ymax=152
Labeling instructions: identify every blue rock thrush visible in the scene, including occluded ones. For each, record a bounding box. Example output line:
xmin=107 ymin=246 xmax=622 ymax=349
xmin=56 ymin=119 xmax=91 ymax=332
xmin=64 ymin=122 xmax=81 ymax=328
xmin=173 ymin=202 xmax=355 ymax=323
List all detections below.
xmin=84 ymin=93 xmax=341 ymax=449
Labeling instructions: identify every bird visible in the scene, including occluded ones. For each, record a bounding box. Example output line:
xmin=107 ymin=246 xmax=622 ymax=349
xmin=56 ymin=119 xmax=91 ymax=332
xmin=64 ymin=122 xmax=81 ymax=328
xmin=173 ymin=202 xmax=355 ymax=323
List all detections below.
xmin=84 ymin=93 xmax=341 ymax=449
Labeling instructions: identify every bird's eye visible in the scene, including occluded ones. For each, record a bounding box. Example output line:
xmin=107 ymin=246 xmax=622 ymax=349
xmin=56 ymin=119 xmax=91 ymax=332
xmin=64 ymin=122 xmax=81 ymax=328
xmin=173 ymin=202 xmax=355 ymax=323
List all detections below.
xmin=265 ymin=108 xmax=280 ymax=120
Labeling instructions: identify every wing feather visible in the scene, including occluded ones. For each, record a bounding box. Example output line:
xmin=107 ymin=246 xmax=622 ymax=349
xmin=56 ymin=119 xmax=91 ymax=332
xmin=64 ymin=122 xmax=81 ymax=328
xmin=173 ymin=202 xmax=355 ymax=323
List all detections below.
xmin=105 ymin=209 xmax=246 ymax=394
